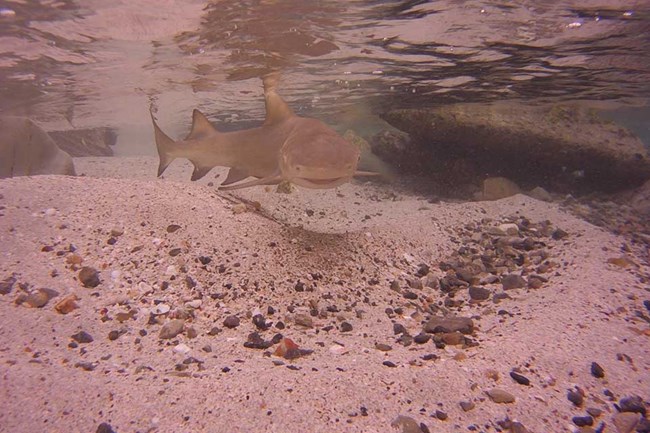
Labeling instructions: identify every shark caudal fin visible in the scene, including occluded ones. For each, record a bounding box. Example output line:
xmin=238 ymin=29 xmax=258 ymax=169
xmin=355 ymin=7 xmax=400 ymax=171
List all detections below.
xmin=150 ymin=108 xmax=177 ymax=177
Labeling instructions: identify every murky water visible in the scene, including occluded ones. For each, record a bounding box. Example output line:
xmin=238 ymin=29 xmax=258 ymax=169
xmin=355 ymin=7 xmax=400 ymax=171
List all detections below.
xmin=0 ymin=0 xmax=649 ymax=153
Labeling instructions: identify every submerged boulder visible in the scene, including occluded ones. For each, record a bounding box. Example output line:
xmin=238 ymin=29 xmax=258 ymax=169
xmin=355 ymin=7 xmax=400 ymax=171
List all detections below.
xmin=0 ymin=116 xmax=76 ymax=178
xmin=48 ymin=126 xmax=116 ymax=157
xmin=381 ymin=102 xmax=650 ymax=193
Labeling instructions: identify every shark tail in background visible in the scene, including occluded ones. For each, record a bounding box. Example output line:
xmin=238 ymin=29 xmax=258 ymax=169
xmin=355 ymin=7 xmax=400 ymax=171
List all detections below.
xmin=150 ymin=108 xmax=177 ymax=177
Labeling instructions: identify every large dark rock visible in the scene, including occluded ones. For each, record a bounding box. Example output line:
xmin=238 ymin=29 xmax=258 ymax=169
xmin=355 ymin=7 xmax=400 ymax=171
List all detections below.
xmin=48 ymin=127 xmax=116 ymax=157
xmin=381 ymin=102 xmax=650 ymax=193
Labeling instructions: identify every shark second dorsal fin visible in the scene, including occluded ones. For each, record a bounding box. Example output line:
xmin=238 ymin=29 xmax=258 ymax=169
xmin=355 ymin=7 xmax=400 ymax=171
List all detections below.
xmin=262 ymin=74 xmax=294 ymax=125
xmin=186 ymin=109 xmax=218 ymax=140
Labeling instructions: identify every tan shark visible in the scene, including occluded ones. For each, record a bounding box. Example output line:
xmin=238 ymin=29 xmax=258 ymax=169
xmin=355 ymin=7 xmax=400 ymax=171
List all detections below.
xmin=151 ymin=75 xmax=377 ymax=190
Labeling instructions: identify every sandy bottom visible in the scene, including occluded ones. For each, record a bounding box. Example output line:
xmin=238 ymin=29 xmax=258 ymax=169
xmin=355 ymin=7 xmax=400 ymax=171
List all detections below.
xmin=0 ymin=156 xmax=648 ymax=433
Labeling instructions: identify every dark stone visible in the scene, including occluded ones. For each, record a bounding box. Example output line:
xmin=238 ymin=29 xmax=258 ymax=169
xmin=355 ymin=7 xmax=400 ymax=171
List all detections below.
xmin=591 ymin=362 xmax=605 ymax=378
xmin=166 ymin=224 xmax=182 ymax=233
xmin=253 ymin=314 xmax=269 ymax=331
xmin=568 ymin=389 xmax=584 ymax=407
xmin=198 ymin=256 xmax=212 ymax=265
xmin=459 ymin=401 xmax=475 ymax=412
xmin=78 ymin=267 xmax=100 ymax=288
xmin=169 ymin=248 xmax=182 ymax=257
xmin=96 ymin=422 xmax=116 ymax=433
xmin=403 ymin=291 xmax=418 ymax=300
xmin=375 ymin=343 xmax=392 ymax=351
xmin=49 ymin=126 xmax=116 ymax=157
xmin=382 ymin=360 xmax=397 ymax=368
xmin=501 ymin=274 xmax=526 ymax=290
xmin=108 ymin=330 xmax=122 ymax=341
xmin=435 ymin=410 xmax=448 ymax=420
xmin=243 ymin=332 xmax=273 ymax=349
xmin=413 ymin=333 xmax=431 ymax=344
xmin=340 ymin=322 xmax=353 ymax=332
xmin=223 ymin=315 xmax=240 ymax=329
xmin=552 ymin=228 xmax=569 ymax=240
xmin=572 ymin=416 xmax=593 ymax=427
xmin=423 ymin=316 xmax=474 ymax=334
xmin=619 ymin=395 xmax=646 ymax=415
xmin=469 ymin=286 xmax=491 ymax=301
xmin=75 ymin=361 xmax=96 ymax=371
xmin=397 ymin=334 xmax=413 ymax=347
xmin=0 ymin=275 xmax=17 ymax=295
xmin=393 ymin=323 xmax=408 ymax=335
xmin=71 ymin=331 xmax=94 ymax=344
xmin=644 ymin=300 xmax=650 ymax=312
xmin=510 ymin=371 xmax=530 ymax=386
xmin=416 ymin=263 xmax=430 ymax=277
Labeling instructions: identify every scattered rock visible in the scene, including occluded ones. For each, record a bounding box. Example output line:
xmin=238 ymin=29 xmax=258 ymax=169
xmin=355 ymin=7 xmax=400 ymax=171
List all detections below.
xmin=486 ymin=388 xmax=515 ymax=403
xmin=19 ymin=288 xmax=59 ymax=308
xmin=568 ymin=388 xmax=585 ymax=407
xmin=340 ymin=322 xmax=353 ymax=332
xmin=166 ymin=224 xmax=181 ymax=233
xmin=79 ymin=267 xmax=100 ymax=288
xmin=159 ymin=319 xmax=184 ymax=339
xmin=375 ymin=343 xmax=392 ymax=352
xmin=0 ymin=275 xmax=16 ymax=295
xmin=459 ymin=401 xmax=475 ymax=412
xmin=294 ymin=313 xmax=313 ymax=328
xmin=223 ymin=315 xmax=240 ymax=329
xmin=413 ymin=333 xmax=431 ymax=344
xmin=502 ymin=274 xmax=526 ymax=290
xmin=423 ymin=316 xmax=474 ymax=334
xmin=273 ymin=337 xmax=312 ymax=359
xmin=612 ymin=412 xmax=640 ymax=433
xmin=383 ymin=360 xmax=397 ymax=368
xmin=54 ymin=294 xmax=79 ymax=314
xmin=469 ymin=286 xmax=491 ymax=301
xmin=243 ymin=332 xmax=274 ymax=350
xmin=434 ymin=410 xmax=447 ymax=420
xmin=391 ymin=415 xmax=423 ymax=433
xmin=573 ymin=416 xmax=594 ymax=427
xmin=619 ymin=395 xmax=646 ymax=415
xmin=71 ymin=331 xmax=93 ymax=344
xmin=96 ymin=422 xmax=116 ymax=433
xmin=510 ymin=371 xmax=530 ymax=386
xmin=591 ymin=362 xmax=605 ymax=378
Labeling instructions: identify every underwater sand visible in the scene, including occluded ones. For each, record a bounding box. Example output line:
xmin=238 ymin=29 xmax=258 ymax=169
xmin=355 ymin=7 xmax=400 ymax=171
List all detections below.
xmin=0 ymin=157 xmax=648 ymax=433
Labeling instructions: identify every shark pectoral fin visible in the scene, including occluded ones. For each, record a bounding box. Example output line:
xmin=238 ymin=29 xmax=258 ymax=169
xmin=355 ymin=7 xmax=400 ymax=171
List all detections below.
xmin=221 ymin=167 xmax=250 ymax=186
xmin=218 ymin=172 xmax=282 ymax=191
xmin=191 ymin=163 xmax=214 ymax=181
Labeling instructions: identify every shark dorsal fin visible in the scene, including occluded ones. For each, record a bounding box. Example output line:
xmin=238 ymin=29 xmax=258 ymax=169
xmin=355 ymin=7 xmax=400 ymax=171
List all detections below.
xmin=262 ymin=74 xmax=294 ymax=125
xmin=186 ymin=109 xmax=218 ymax=140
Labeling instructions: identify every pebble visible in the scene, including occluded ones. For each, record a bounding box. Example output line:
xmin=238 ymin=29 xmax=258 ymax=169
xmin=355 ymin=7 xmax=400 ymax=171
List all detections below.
xmin=403 ymin=291 xmax=418 ymax=300
xmin=486 ymin=388 xmax=515 ymax=403
xmin=510 ymin=370 xmax=530 ymax=386
xmin=252 ymin=314 xmax=269 ymax=330
xmin=243 ymin=332 xmax=274 ymax=349
xmin=619 ymin=395 xmax=646 ymax=415
xmin=108 ymin=330 xmax=123 ymax=341
xmin=166 ymin=224 xmax=182 ymax=233
xmin=71 ymin=331 xmax=94 ymax=344
xmin=391 ymin=415 xmax=423 ymax=433
xmin=413 ymin=333 xmax=431 ymax=344
xmin=55 ymin=294 xmax=79 ymax=314
xmin=173 ymin=343 xmax=191 ymax=354
xmin=79 ymin=267 xmax=101 ymax=288
xmin=0 ymin=275 xmax=16 ymax=295
xmin=159 ymin=319 xmax=184 ymax=339
xmin=573 ymin=416 xmax=593 ymax=427
xmin=568 ymin=389 xmax=584 ymax=407
xmin=612 ymin=412 xmax=640 ymax=433
xmin=423 ymin=316 xmax=474 ymax=334
xmin=501 ymin=274 xmax=526 ymax=290
xmin=223 ymin=315 xmax=240 ymax=329
xmin=375 ymin=343 xmax=392 ymax=351
xmin=96 ymin=422 xmax=116 ymax=433
xmin=22 ymin=288 xmax=58 ymax=308
xmin=510 ymin=422 xmax=530 ymax=433
xmin=151 ymin=304 xmax=170 ymax=315
xmin=434 ymin=410 xmax=447 ymax=420
xmin=382 ymin=360 xmax=397 ymax=368
xmin=459 ymin=401 xmax=475 ymax=412
xmin=591 ymin=362 xmax=605 ymax=378
xmin=273 ymin=337 xmax=312 ymax=359
xmin=340 ymin=322 xmax=353 ymax=332
xmin=294 ymin=313 xmax=313 ymax=328
xmin=469 ymin=286 xmax=490 ymax=301
xmin=393 ymin=323 xmax=408 ymax=335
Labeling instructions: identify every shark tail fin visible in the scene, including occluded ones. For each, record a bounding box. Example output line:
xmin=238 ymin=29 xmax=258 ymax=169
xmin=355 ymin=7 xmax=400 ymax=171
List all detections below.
xmin=150 ymin=108 xmax=176 ymax=177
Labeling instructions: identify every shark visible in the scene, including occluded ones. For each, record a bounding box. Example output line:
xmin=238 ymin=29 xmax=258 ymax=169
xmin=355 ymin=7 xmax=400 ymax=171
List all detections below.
xmin=151 ymin=74 xmax=377 ymax=190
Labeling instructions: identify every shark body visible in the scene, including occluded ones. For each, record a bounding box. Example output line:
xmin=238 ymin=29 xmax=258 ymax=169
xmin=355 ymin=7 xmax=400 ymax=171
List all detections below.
xmin=151 ymin=75 xmax=375 ymax=190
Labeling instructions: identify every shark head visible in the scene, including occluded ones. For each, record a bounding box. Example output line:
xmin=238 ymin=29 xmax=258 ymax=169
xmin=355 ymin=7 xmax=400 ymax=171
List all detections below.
xmin=280 ymin=118 xmax=361 ymax=189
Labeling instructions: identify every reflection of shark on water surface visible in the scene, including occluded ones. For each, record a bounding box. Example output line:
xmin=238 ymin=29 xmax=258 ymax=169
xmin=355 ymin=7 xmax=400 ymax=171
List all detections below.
xmin=151 ymin=74 xmax=378 ymax=190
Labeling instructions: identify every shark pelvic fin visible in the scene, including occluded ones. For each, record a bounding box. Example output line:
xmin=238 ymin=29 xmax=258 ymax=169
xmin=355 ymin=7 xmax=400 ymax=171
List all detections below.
xmin=218 ymin=171 xmax=282 ymax=191
xmin=150 ymin=108 xmax=176 ymax=177
xmin=221 ymin=167 xmax=250 ymax=186
xmin=186 ymin=109 xmax=218 ymax=140
xmin=190 ymin=163 xmax=214 ymax=181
